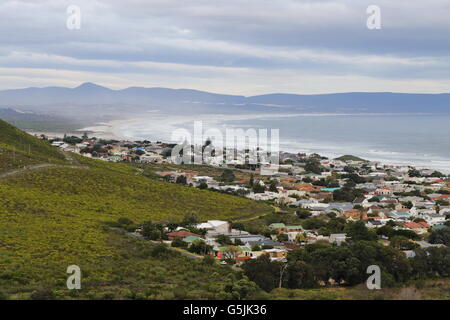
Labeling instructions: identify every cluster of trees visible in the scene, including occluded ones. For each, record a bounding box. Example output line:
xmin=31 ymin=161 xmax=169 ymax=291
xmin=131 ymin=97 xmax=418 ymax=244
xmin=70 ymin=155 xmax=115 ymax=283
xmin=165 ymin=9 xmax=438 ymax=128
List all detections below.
xmin=376 ymin=223 xmax=421 ymax=240
xmin=298 ymin=218 xmax=377 ymax=241
xmin=341 ymin=173 xmax=367 ymax=184
xmin=175 ymin=175 xmax=187 ymax=184
xmin=188 ymin=239 xmax=213 ymax=255
xmin=311 ymin=178 xmax=340 ymax=188
xmin=333 ymin=180 xmax=367 ymax=202
xmin=408 ymin=169 xmax=446 ymax=178
xmin=252 ymin=182 xmax=265 ymax=193
xmin=429 ymin=227 xmax=450 ymax=246
xmin=304 ymin=159 xmax=323 ymax=174
xmin=142 ymin=221 xmax=165 ymax=240
xmin=62 ymin=135 xmax=83 ymax=144
xmin=220 ymin=169 xmax=236 ymax=183
xmin=243 ymin=240 xmax=450 ymax=292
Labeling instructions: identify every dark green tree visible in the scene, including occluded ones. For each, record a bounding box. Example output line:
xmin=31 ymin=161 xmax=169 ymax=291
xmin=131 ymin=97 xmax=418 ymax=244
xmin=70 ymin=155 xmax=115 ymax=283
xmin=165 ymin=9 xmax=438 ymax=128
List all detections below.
xmin=242 ymin=254 xmax=280 ymax=292
xmin=220 ymin=169 xmax=236 ymax=183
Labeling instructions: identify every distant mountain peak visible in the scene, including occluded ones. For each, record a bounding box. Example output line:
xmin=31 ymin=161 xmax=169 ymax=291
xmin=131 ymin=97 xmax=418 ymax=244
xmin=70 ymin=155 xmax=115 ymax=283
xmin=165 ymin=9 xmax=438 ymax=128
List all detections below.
xmin=74 ymin=82 xmax=109 ymax=90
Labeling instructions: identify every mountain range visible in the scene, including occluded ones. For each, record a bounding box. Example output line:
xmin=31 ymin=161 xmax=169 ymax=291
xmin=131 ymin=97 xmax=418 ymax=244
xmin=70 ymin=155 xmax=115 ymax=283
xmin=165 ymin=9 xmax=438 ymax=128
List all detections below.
xmin=0 ymin=83 xmax=449 ymax=122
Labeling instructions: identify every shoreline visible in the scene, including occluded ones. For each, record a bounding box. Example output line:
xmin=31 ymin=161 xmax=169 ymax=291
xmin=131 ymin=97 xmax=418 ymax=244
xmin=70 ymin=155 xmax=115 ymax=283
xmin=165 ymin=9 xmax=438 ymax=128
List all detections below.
xmin=27 ymin=112 xmax=450 ymax=173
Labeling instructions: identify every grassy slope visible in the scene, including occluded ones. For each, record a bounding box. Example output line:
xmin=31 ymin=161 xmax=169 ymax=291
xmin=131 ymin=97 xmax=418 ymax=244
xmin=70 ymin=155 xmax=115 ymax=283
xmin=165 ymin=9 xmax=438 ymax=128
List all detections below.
xmin=0 ymin=125 xmax=272 ymax=298
xmin=270 ymin=279 xmax=450 ymax=300
xmin=0 ymin=119 xmax=67 ymax=173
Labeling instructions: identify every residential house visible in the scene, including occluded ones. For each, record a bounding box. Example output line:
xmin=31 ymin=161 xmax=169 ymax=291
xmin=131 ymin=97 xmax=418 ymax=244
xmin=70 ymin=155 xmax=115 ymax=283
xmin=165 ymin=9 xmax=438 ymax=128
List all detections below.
xmin=167 ymin=230 xmax=201 ymax=240
xmin=329 ymin=233 xmax=347 ymax=245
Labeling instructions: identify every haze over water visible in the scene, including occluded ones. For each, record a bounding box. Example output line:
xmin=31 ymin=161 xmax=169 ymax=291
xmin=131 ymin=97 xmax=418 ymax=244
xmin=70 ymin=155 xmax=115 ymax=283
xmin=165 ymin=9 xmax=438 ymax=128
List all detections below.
xmin=116 ymin=113 xmax=450 ymax=173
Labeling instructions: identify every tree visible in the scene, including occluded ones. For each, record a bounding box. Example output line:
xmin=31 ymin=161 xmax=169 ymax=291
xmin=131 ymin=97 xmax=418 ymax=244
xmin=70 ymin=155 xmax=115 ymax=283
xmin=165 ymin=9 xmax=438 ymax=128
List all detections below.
xmin=295 ymin=233 xmax=307 ymax=243
xmin=345 ymin=221 xmax=377 ymax=241
xmin=304 ymin=159 xmax=322 ymax=174
xmin=402 ymin=201 xmax=414 ymax=209
xmin=166 ymin=222 xmax=179 ymax=232
xmin=63 ymin=135 xmax=83 ymax=144
xmin=150 ymin=243 xmax=172 ymax=258
xmin=251 ymin=244 xmax=262 ymax=251
xmin=249 ymin=174 xmax=254 ymax=187
xmin=408 ymin=168 xmax=421 ymax=177
xmin=220 ymin=169 xmax=236 ymax=183
xmin=216 ymin=234 xmax=232 ymax=245
xmin=430 ymin=170 xmax=444 ymax=177
xmin=277 ymin=233 xmax=288 ymax=242
xmin=189 ymin=240 xmax=212 ymax=255
xmin=171 ymin=238 xmax=188 ymax=248
xmin=135 ymin=149 xmax=145 ymax=156
xmin=393 ymin=229 xmax=421 ymax=241
xmin=410 ymin=248 xmax=430 ymax=279
xmin=426 ymin=247 xmax=450 ymax=277
xmin=175 ymin=175 xmax=187 ymax=185
xmin=429 ymin=227 xmax=450 ymax=246
xmin=202 ymin=255 xmax=216 ymax=265
xmin=148 ymin=229 xmax=162 ymax=240
xmin=326 ymin=218 xmax=346 ymax=234
xmin=242 ymin=255 xmax=280 ymax=292
xmin=252 ymin=183 xmax=265 ymax=193
xmin=311 ymin=246 xmax=364 ymax=285
xmin=182 ymin=212 xmax=198 ymax=226
xmin=296 ymin=209 xmax=311 ymax=219
xmin=377 ymin=225 xmax=395 ymax=238
xmin=224 ymin=279 xmax=259 ymax=300
xmin=301 ymin=218 xmax=327 ymax=230
xmin=333 ymin=184 xmax=367 ymax=202
xmin=390 ymin=236 xmax=418 ymax=250
xmin=198 ymin=182 xmax=208 ymax=189
xmin=142 ymin=222 xmax=162 ymax=240
xmin=269 ymin=180 xmax=278 ymax=192
xmin=286 ymin=261 xmax=316 ymax=289
xmin=377 ymin=245 xmax=412 ymax=282
xmin=344 ymin=173 xmax=366 ymax=184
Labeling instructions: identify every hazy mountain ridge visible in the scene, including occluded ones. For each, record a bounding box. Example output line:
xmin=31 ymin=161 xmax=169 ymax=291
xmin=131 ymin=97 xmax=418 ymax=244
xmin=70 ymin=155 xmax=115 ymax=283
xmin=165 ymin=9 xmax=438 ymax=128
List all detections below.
xmin=1 ymin=83 xmax=449 ymax=117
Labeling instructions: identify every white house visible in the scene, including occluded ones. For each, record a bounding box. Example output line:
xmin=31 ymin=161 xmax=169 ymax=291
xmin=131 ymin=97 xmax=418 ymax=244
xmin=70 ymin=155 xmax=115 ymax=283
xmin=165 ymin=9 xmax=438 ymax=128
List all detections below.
xmin=196 ymin=220 xmax=230 ymax=234
xmin=423 ymin=214 xmax=446 ymax=226
xmin=329 ymin=233 xmax=347 ymax=245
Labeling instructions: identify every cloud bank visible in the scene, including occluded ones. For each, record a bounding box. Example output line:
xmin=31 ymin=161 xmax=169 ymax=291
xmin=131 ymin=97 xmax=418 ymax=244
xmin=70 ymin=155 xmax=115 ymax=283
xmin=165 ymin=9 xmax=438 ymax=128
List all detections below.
xmin=0 ymin=0 xmax=449 ymax=94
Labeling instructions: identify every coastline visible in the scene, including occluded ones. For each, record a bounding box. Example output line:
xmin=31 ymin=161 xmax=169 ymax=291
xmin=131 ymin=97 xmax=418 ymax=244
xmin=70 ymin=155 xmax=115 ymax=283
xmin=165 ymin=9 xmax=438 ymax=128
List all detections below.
xmin=27 ymin=112 xmax=450 ymax=173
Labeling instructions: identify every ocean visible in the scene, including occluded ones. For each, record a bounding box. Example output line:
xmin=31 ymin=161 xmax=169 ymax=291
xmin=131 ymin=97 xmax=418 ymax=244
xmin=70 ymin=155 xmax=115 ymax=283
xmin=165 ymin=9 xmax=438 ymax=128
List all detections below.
xmin=113 ymin=113 xmax=450 ymax=173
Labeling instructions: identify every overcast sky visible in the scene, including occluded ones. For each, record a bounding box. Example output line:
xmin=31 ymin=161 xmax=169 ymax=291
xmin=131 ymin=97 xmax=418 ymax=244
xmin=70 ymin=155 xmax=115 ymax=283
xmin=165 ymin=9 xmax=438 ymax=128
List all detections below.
xmin=1 ymin=0 xmax=450 ymax=95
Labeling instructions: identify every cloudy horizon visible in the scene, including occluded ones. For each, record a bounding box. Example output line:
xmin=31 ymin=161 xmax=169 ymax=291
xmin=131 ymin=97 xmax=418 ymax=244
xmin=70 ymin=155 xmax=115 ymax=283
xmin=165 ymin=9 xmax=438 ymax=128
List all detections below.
xmin=1 ymin=0 xmax=450 ymax=95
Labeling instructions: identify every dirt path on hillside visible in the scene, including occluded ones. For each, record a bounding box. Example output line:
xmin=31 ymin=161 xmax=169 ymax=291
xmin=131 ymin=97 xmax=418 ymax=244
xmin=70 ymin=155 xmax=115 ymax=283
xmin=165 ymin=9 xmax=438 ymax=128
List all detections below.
xmin=0 ymin=163 xmax=88 ymax=180
xmin=0 ymin=149 xmax=89 ymax=181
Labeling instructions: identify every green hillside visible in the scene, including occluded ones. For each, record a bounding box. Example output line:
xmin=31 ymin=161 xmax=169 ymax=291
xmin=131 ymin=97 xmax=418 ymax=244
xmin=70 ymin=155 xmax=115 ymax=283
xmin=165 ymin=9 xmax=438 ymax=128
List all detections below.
xmin=0 ymin=122 xmax=272 ymax=299
xmin=0 ymin=119 xmax=67 ymax=173
xmin=334 ymin=154 xmax=367 ymax=162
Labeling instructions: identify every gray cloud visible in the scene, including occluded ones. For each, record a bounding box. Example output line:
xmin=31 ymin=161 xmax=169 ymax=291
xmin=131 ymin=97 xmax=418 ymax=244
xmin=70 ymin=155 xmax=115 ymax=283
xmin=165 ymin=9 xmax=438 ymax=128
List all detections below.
xmin=0 ymin=0 xmax=449 ymax=94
